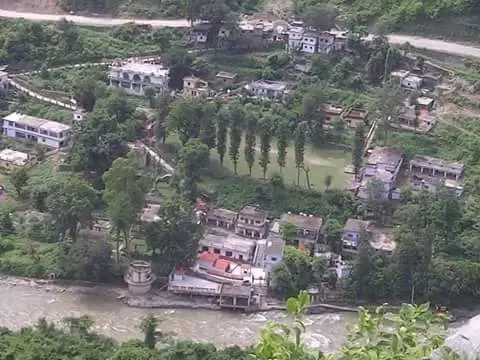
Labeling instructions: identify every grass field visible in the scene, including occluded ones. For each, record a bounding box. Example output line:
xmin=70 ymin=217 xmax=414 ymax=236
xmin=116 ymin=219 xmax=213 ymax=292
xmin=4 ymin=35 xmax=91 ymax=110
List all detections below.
xmin=165 ymin=134 xmax=352 ymax=190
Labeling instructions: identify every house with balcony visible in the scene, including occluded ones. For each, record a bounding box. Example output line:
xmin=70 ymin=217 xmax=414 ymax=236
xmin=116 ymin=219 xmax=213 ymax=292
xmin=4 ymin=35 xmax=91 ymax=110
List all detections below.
xmin=205 ymin=208 xmax=237 ymax=231
xmin=2 ymin=112 xmax=71 ymax=149
xmin=280 ymin=212 xmax=323 ymax=248
xmin=235 ymin=204 xmax=267 ymax=239
xmin=357 ymin=147 xmax=404 ymax=200
xmin=408 ymin=155 xmax=464 ymax=196
xmin=108 ymin=62 xmax=169 ymax=96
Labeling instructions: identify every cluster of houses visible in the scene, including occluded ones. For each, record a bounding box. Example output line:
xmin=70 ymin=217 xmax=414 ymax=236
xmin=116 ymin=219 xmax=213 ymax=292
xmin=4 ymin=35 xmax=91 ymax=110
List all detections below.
xmin=351 ymin=146 xmax=465 ymax=199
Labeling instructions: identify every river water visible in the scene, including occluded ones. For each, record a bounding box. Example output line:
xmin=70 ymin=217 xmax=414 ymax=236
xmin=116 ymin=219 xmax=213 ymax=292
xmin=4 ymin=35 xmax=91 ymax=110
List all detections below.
xmin=0 ymin=281 xmax=358 ymax=352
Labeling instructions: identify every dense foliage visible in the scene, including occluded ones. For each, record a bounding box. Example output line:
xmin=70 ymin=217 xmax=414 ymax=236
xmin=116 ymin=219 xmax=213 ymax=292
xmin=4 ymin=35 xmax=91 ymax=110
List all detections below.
xmin=0 ymin=20 xmax=179 ymax=70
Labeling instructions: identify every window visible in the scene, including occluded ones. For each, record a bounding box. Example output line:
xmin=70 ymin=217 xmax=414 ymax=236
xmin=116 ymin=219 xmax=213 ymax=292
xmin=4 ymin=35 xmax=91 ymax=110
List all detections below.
xmin=271 ymin=257 xmax=278 ymax=261
xmin=225 ymin=251 xmax=232 ymax=257
xmin=202 ymin=246 xmax=208 ymax=252
xmin=213 ymin=248 xmax=220 ymax=254
xmin=7 ymin=121 xmax=13 ymax=126
xmin=15 ymin=123 xmax=25 ymax=130
xmin=238 ymin=255 xmax=244 ymax=261
xmin=15 ymin=131 xmax=25 ymax=139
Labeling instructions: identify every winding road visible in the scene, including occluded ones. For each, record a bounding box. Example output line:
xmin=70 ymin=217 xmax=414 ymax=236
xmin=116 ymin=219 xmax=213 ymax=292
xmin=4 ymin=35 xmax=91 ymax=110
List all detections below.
xmin=0 ymin=9 xmax=479 ymax=58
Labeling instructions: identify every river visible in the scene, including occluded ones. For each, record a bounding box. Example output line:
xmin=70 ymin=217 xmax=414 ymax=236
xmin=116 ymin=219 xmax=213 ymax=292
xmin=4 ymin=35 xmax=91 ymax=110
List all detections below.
xmin=0 ymin=281 xmax=358 ymax=352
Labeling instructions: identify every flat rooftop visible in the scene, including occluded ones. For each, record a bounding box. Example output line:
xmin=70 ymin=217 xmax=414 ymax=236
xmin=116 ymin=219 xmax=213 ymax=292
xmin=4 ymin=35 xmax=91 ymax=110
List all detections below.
xmin=169 ymin=274 xmax=222 ymax=294
xmin=111 ymin=62 xmax=169 ymax=77
xmin=239 ymin=205 xmax=266 ymax=220
xmin=410 ymin=155 xmax=464 ymax=175
xmin=0 ymin=149 xmax=28 ymax=166
xmin=367 ymin=147 xmax=404 ymax=168
xmin=201 ymin=230 xmax=256 ymax=253
xmin=343 ymin=218 xmax=371 ymax=233
xmin=4 ymin=112 xmax=70 ymax=133
xmin=249 ymin=80 xmax=287 ymax=92
xmin=369 ymin=228 xmax=396 ymax=253
xmin=280 ymin=212 xmax=323 ymax=231
xmin=207 ymin=208 xmax=237 ymax=221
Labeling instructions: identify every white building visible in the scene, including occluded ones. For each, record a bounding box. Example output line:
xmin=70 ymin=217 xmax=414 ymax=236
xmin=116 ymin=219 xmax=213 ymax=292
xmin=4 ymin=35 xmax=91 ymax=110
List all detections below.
xmin=301 ymin=32 xmax=318 ymax=53
xmin=2 ymin=112 xmax=71 ymax=149
xmin=245 ymin=80 xmax=288 ymax=99
xmin=108 ymin=62 xmax=170 ymax=96
xmin=200 ymin=230 xmax=256 ymax=262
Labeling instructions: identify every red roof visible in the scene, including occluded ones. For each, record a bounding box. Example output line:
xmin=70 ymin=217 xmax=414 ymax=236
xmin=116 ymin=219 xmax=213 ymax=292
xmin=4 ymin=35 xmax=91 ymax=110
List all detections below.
xmin=214 ymin=259 xmax=230 ymax=271
xmin=198 ymin=252 xmax=219 ymax=263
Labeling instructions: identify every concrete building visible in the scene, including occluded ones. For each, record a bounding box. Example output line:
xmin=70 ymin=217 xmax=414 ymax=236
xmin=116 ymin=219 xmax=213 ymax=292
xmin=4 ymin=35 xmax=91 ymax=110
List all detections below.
xmin=124 ymin=260 xmax=156 ymax=295
xmin=409 ymin=155 xmax=464 ymax=180
xmin=168 ymin=268 xmax=222 ymax=296
xmin=301 ymin=32 xmax=318 ymax=53
xmin=287 ymin=27 xmax=304 ymax=52
xmin=409 ymin=155 xmax=464 ymax=196
xmin=280 ymin=212 xmax=323 ymax=247
xmin=245 ymin=80 xmax=288 ymax=99
xmin=254 ymin=233 xmax=285 ymax=272
xmin=343 ymin=108 xmax=369 ymax=128
xmin=140 ymin=203 xmax=161 ymax=223
xmin=317 ymin=31 xmax=336 ymax=54
xmin=402 ymin=75 xmax=423 ymax=90
xmin=192 ymin=23 xmax=211 ymax=43
xmin=2 ymin=112 xmax=71 ymax=149
xmin=216 ymin=71 xmax=238 ymax=82
xmin=0 ymin=149 xmax=29 ymax=169
xmin=108 ymin=62 xmax=169 ymax=96
xmin=342 ymin=218 xmax=371 ymax=250
xmin=182 ymin=76 xmax=213 ymax=98
xmin=236 ymin=204 xmax=268 ymax=239
xmin=358 ymin=147 xmax=404 ymax=200
xmin=200 ymin=230 xmax=256 ymax=261
xmin=205 ymin=208 xmax=237 ymax=230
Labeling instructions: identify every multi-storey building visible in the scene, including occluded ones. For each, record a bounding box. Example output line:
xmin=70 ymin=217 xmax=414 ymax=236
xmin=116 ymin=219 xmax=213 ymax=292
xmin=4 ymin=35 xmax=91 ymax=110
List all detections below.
xmin=2 ymin=112 xmax=71 ymax=149
xmin=108 ymin=62 xmax=169 ymax=96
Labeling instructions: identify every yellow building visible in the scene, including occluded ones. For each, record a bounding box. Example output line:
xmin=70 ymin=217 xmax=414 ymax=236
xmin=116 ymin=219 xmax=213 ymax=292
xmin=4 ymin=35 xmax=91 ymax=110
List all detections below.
xmin=182 ymin=76 xmax=213 ymax=98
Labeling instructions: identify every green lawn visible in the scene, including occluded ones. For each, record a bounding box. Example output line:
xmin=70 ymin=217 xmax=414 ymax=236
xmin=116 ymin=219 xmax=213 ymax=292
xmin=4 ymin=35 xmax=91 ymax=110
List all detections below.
xmin=165 ymin=134 xmax=352 ymax=190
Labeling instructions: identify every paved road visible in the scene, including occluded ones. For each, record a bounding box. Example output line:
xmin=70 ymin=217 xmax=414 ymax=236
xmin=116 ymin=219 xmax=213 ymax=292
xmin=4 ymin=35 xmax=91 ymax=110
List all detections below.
xmin=0 ymin=9 xmax=190 ymax=27
xmin=0 ymin=9 xmax=479 ymax=57
xmin=386 ymin=34 xmax=480 ymax=58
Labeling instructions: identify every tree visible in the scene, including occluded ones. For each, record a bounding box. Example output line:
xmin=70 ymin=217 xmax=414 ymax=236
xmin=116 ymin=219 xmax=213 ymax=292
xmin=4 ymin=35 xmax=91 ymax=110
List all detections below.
xmin=281 ymin=222 xmax=298 ymax=246
xmin=302 ymin=3 xmax=339 ymax=31
xmin=276 ymin=120 xmax=289 ymax=173
xmin=150 ymin=194 xmax=203 ymax=270
xmin=153 ymin=29 xmax=172 ymax=52
xmin=199 ymin=102 xmax=217 ymax=150
xmin=228 ymin=102 xmax=245 ymax=174
xmin=271 ymin=261 xmax=295 ymax=299
xmin=365 ymin=178 xmax=390 ymax=224
xmin=154 ymin=93 xmax=174 ymax=145
xmin=0 ymin=206 xmax=14 ymax=236
xmin=216 ymin=106 xmax=229 ymax=166
xmin=352 ymin=126 xmax=365 ymax=176
xmin=301 ymin=85 xmax=325 ymax=146
xmin=59 ymin=238 xmax=114 ymax=282
xmin=175 ymin=138 xmax=209 ymax=201
xmin=294 ymin=123 xmax=307 ymax=186
xmin=258 ymin=115 xmax=273 ymax=179
xmin=139 ymin=315 xmax=157 ymax=349
xmin=367 ymin=80 xmax=404 ymax=146
xmin=10 ymin=168 xmax=28 ymax=197
xmin=165 ymin=98 xmax=201 ymax=145
xmin=144 ymin=86 xmax=157 ymax=108
xmin=46 ymin=174 xmax=97 ymax=241
xmin=324 ymin=174 xmax=332 ymax=191
xmin=103 ymin=156 xmax=146 ymax=260
xmin=73 ymin=76 xmax=97 ymax=111
xmin=244 ymin=112 xmax=257 ymax=176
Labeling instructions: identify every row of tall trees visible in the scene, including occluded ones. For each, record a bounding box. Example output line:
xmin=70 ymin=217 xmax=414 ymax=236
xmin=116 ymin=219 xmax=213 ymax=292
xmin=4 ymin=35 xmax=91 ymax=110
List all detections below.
xmin=165 ymin=98 xmax=313 ymax=184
